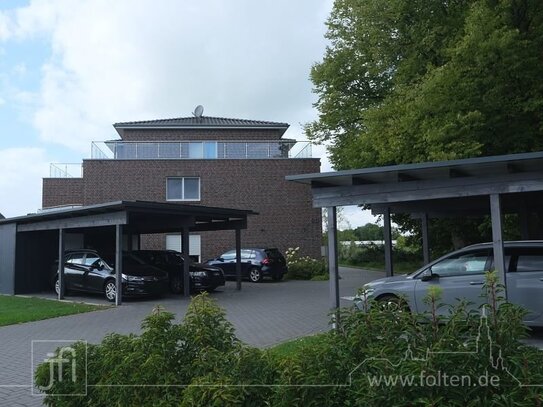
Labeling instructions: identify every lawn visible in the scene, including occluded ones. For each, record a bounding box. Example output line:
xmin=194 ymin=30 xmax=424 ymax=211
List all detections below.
xmin=0 ymin=295 xmax=105 ymax=327
xmin=267 ymin=333 xmax=328 ymax=359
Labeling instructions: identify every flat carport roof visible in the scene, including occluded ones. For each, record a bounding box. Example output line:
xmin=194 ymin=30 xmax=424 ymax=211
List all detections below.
xmin=0 ymin=200 xmax=257 ymax=304
xmin=287 ymin=151 xmax=543 ymax=318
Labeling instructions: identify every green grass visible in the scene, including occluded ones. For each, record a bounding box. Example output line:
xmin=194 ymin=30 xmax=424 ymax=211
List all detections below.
xmin=0 ymin=295 xmax=105 ymax=327
xmin=267 ymin=333 xmax=328 ymax=359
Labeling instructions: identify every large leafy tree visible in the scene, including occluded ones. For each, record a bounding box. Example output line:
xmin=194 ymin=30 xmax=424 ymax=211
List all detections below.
xmin=309 ymin=0 xmax=543 ymax=252
xmin=308 ymin=0 xmax=543 ymax=169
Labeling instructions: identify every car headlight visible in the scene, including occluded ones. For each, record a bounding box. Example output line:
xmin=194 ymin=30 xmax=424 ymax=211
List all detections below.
xmin=122 ymin=274 xmax=144 ymax=282
xmin=191 ymin=271 xmax=207 ymax=277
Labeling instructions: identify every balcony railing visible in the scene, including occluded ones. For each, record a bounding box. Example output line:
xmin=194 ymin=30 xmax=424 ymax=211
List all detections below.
xmin=91 ymin=140 xmax=312 ymax=160
xmin=49 ymin=163 xmax=83 ymax=178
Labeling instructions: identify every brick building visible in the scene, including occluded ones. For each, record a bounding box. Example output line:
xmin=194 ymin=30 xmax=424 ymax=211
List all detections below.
xmin=42 ymin=111 xmax=321 ymax=261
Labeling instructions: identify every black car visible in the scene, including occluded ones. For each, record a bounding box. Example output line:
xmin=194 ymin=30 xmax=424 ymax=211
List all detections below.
xmin=52 ymin=250 xmax=169 ymax=302
xmin=133 ymin=250 xmax=225 ymax=294
xmin=206 ymin=248 xmax=288 ymax=282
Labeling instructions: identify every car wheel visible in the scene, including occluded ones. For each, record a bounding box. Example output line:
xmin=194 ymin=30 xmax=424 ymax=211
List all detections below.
xmin=272 ymin=273 xmax=283 ymax=281
xmin=54 ymin=277 xmax=69 ymax=296
xmin=170 ymin=275 xmax=183 ymax=294
xmin=377 ymin=295 xmax=410 ymax=312
xmin=249 ymin=267 xmax=263 ymax=283
xmin=104 ymin=280 xmax=117 ymax=302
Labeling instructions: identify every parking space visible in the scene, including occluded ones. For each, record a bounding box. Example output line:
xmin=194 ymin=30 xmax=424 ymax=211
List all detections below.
xmin=2 ymin=266 xmax=543 ymax=406
xmin=0 ymin=267 xmax=379 ymax=406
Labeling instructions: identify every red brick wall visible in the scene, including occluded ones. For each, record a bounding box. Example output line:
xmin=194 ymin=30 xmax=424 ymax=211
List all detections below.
xmin=119 ymin=128 xmax=285 ymax=141
xmin=42 ymin=178 xmax=84 ymax=208
xmin=43 ymin=159 xmax=321 ymax=260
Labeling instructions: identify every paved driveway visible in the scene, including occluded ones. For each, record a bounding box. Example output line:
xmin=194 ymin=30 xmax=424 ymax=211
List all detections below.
xmin=0 ymin=267 xmax=381 ymax=406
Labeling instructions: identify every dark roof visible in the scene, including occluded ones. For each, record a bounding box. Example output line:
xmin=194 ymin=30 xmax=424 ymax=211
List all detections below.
xmin=114 ymin=116 xmax=289 ymax=130
xmin=286 ymin=151 xmax=543 ymax=186
xmin=0 ymin=201 xmax=257 ymax=234
xmin=286 ymin=150 xmax=543 ymax=215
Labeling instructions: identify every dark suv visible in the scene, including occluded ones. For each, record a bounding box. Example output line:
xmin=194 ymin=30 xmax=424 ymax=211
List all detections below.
xmin=52 ymin=250 xmax=169 ymax=302
xmin=206 ymin=248 xmax=288 ymax=282
xmin=133 ymin=250 xmax=225 ymax=293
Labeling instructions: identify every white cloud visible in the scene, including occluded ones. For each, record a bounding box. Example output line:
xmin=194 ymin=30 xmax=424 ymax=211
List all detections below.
xmin=0 ymin=148 xmax=49 ymax=217
xmin=0 ymin=0 xmax=377 ymax=226
xmin=3 ymin=0 xmax=333 ymax=152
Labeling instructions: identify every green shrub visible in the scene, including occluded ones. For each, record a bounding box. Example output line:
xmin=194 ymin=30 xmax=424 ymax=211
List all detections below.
xmin=285 ymin=247 xmax=328 ymax=280
xmin=271 ymin=272 xmax=543 ymax=406
xmin=36 ymin=274 xmax=543 ymax=406
xmin=35 ymin=294 xmax=276 ymax=407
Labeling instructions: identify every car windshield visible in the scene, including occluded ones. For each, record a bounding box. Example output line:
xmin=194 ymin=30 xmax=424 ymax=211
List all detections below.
xmin=123 ymin=253 xmax=148 ymax=266
xmin=104 ymin=253 xmax=148 ymax=268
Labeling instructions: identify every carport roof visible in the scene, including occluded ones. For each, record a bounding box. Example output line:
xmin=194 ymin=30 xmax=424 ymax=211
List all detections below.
xmin=0 ymin=201 xmax=257 ymax=234
xmin=286 ymin=150 xmax=543 ymax=216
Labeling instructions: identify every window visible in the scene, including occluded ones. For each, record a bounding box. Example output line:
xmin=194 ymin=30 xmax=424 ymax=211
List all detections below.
xmin=241 ymin=249 xmax=253 ymax=259
xmin=204 ymin=142 xmax=218 ymax=158
xmin=84 ymin=255 xmax=101 ymax=267
xmin=221 ymin=250 xmax=236 ymax=260
xmin=511 ymin=248 xmax=543 ymax=272
xmin=166 ymin=177 xmax=200 ymax=201
xmin=188 ymin=143 xmax=203 ymax=158
xmin=66 ymin=253 xmax=84 ymax=265
xmin=430 ymin=250 xmax=490 ymax=277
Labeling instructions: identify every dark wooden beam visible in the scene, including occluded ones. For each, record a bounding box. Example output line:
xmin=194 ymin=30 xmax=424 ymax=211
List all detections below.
xmin=235 ymin=228 xmax=242 ymax=291
xmin=18 ymin=211 xmax=128 ymax=232
xmin=311 ymin=180 xmax=337 ymax=188
xmin=312 ymin=171 xmax=543 ymax=208
xmin=115 ymin=224 xmax=123 ymax=306
xmin=490 ymin=194 xmax=507 ymax=299
xmin=397 ymin=172 xmax=419 ymax=182
xmin=449 ymin=168 xmax=470 ymax=178
xmin=383 ymin=207 xmax=394 ymax=277
xmin=182 ymin=226 xmax=190 ymax=297
xmin=352 ymin=176 xmax=375 ymax=185
xmin=327 ymin=206 xmax=340 ymax=329
xmin=507 ymin=163 xmax=523 ymax=173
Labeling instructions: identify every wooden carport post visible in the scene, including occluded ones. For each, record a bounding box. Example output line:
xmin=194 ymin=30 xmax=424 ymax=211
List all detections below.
xmin=57 ymin=228 xmax=65 ymax=300
xmin=235 ymin=227 xmax=242 ymax=291
xmin=518 ymin=202 xmax=530 ymax=240
xmin=383 ymin=207 xmax=394 ymax=277
xmin=182 ymin=227 xmax=191 ymax=297
xmin=327 ymin=206 xmax=340 ymax=328
xmin=490 ymin=194 xmax=507 ymax=300
xmin=115 ymin=224 xmax=123 ymax=306
xmin=421 ymin=213 xmax=431 ymax=265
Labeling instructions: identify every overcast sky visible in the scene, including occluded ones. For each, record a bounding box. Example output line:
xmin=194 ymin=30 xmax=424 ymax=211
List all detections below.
xmin=0 ymin=0 xmax=376 ymax=227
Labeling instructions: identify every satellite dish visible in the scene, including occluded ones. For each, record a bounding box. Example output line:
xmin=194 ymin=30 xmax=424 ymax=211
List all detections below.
xmin=193 ymin=105 xmax=204 ymax=118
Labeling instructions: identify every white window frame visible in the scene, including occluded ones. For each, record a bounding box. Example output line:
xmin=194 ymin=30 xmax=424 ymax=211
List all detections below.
xmin=166 ymin=177 xmax=201 ymax=202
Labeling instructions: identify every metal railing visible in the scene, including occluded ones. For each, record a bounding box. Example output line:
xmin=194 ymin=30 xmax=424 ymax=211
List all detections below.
xmin=49 ymin=163 xmax=83 ymax=178
xmin=90 ymin=140 xmax=313 ymax=160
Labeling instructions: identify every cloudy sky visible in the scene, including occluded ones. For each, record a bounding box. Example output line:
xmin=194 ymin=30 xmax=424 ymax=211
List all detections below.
xmin=0 ymin=0 xmax=375 ymax=227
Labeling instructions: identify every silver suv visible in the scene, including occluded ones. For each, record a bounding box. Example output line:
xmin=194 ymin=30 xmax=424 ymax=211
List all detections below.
xmin=360 ymin=241 xmax=543 ymax=326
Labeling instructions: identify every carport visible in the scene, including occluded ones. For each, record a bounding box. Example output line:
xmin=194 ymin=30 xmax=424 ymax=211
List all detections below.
xmin=287 ymin=151 xmax=543 ymax=316
xmin=0 ymin=201 xmax=256 ymax=305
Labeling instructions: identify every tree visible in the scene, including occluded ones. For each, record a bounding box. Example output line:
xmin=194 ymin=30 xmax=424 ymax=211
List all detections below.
xmin=308 ymin=0 xmax=543 ymax=168
xmin=309 ymin=0 xmax=543 ymax=249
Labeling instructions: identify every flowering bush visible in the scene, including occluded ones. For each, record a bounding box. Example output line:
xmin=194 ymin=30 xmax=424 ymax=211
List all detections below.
xmin=285 ymin=247 xmax=328 ymax=280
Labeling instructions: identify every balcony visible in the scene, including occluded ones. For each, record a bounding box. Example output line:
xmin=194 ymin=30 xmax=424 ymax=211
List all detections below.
xmin=90 ymin=140 xmax=312 ymax=160
xmin=49 ymin=163 xmax=83 ymax=178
